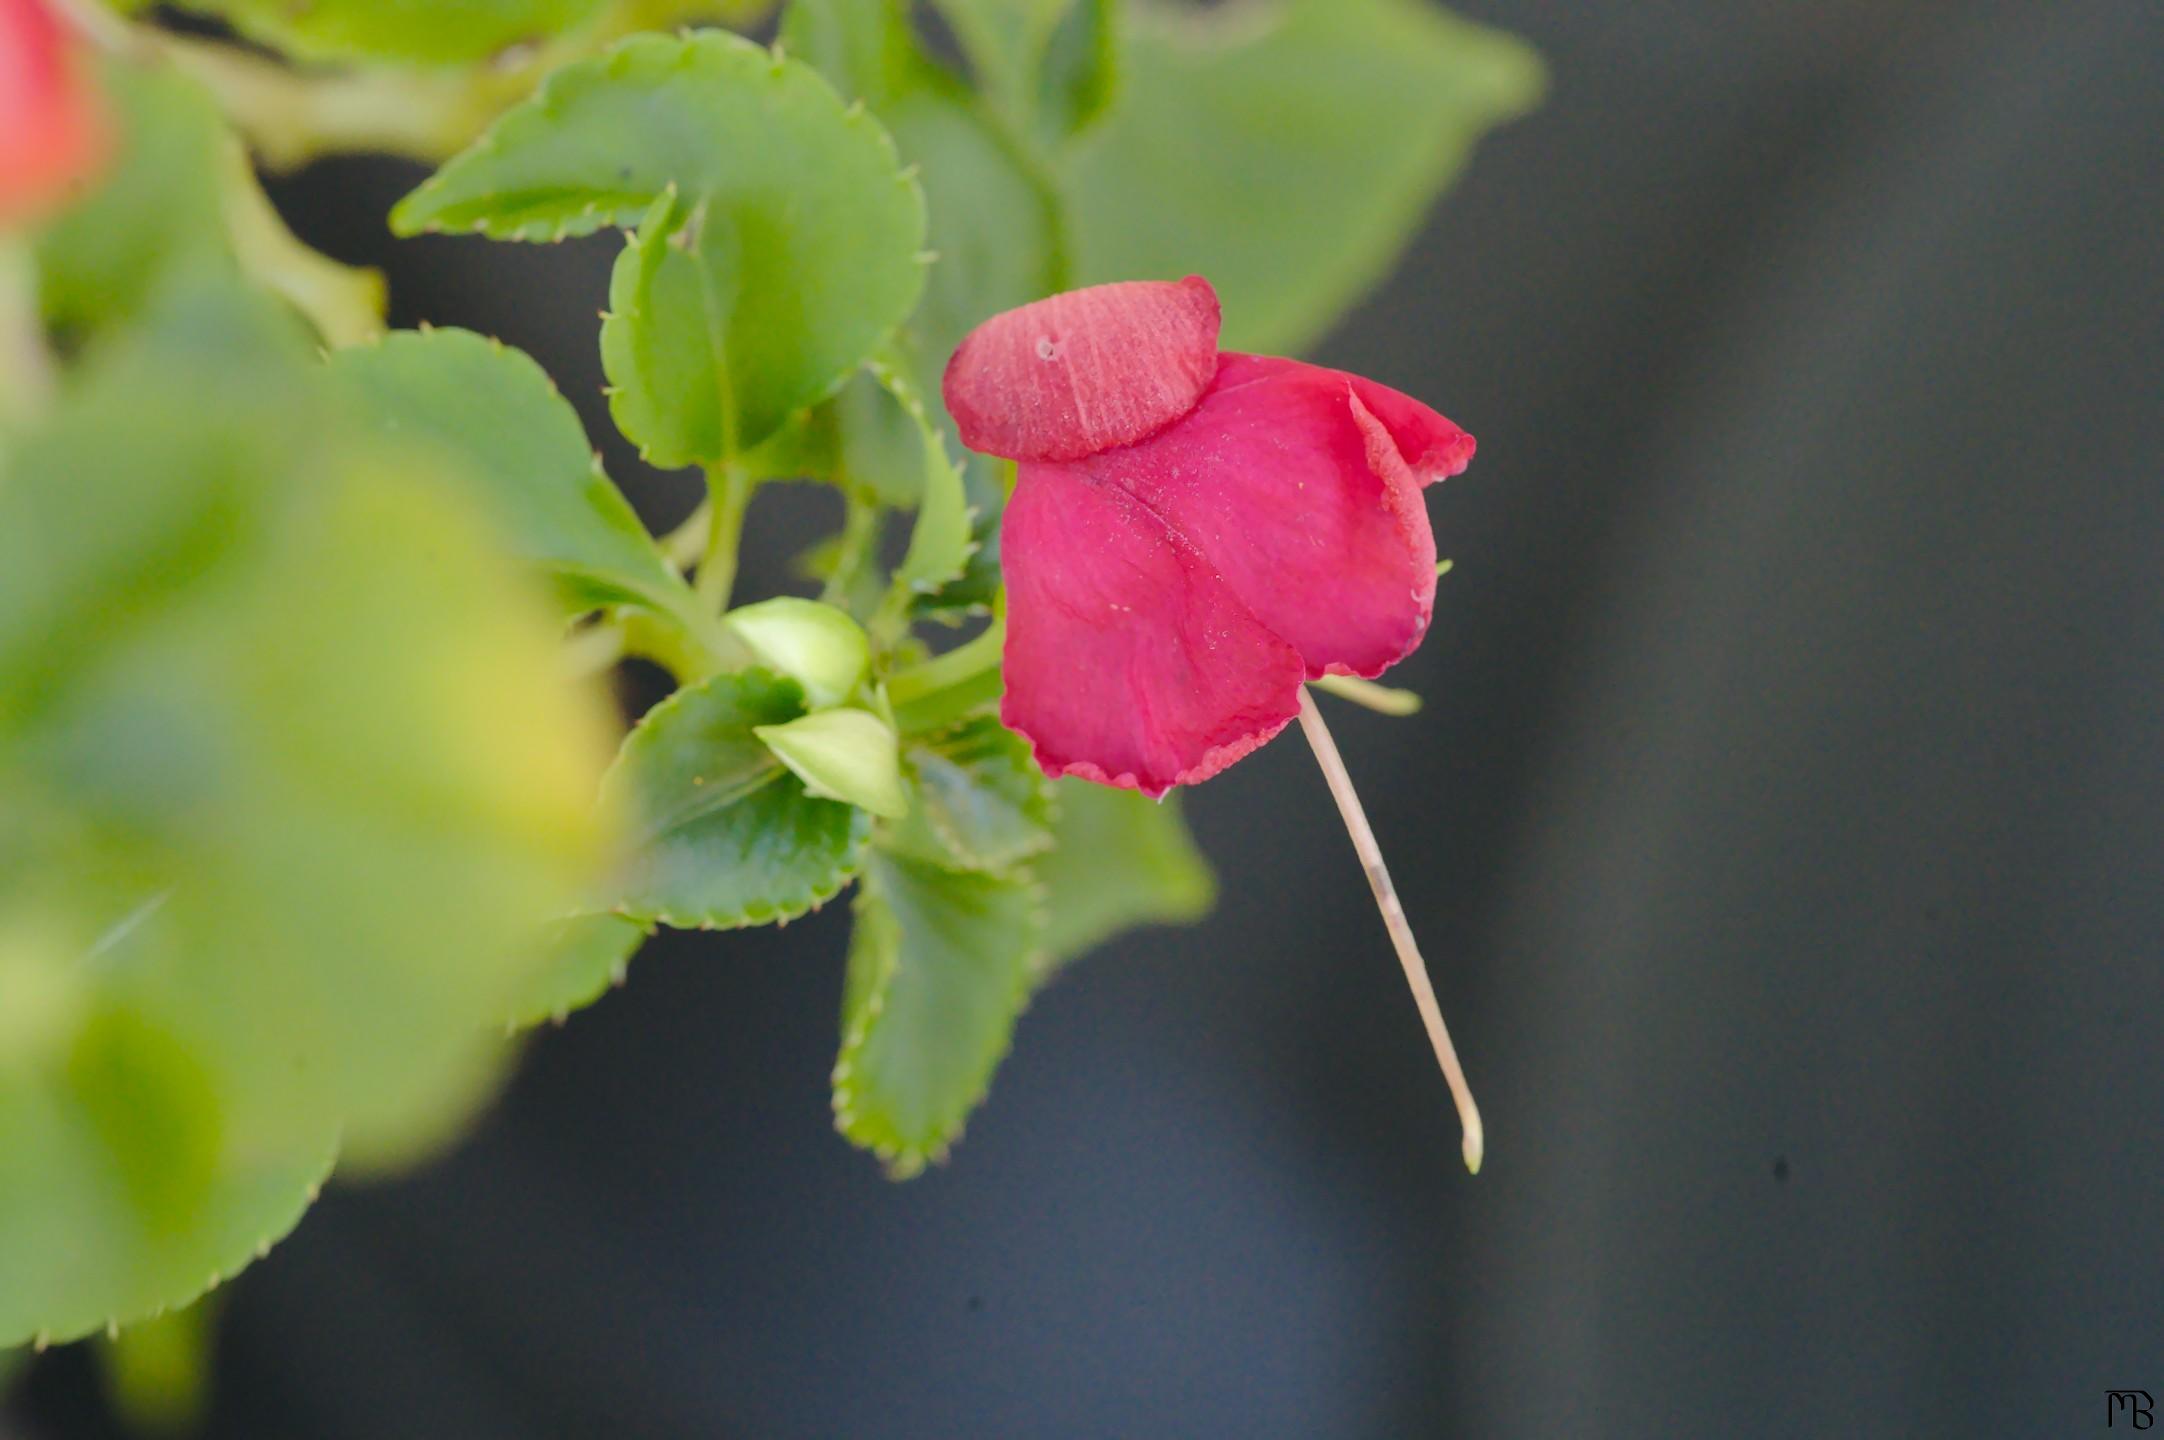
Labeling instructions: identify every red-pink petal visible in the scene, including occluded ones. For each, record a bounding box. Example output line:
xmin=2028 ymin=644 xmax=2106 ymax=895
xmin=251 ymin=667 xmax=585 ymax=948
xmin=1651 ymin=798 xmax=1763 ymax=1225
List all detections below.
xmin=942 ymin=276 xmax=1221 ymax=464
xmin=0 ymin=0 xmax=107 ymax=227
xmin=1000 ymin=458 xmax=1302 ymax=797
xmin=1213 ymin=353 xmax=1476 ymax=484
xmin=1069 ymin=353 xmax=1463 ymax=681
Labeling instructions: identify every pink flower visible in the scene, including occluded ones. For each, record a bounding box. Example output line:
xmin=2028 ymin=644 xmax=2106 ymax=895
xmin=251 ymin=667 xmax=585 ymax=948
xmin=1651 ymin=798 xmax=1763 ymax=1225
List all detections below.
xmin=0 ymin=0 xmax=108 ymax=229
xmin=945 ymin=277 xmax=1475 ymax=797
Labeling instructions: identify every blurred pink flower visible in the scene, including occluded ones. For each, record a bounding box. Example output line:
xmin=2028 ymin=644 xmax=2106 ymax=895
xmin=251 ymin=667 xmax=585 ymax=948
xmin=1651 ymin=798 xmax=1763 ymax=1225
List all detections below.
xmin=1 ymin=0 xmax=108 ymax=229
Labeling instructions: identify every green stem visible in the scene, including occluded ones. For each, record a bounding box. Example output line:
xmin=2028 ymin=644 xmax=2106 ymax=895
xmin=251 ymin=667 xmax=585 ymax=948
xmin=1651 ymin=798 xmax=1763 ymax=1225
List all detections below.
xmin=156 ymin=34 xmax=504 ymax=172
xmin=561 ymin=622 xmax=627 ymax=680
xmin=892 ymin=665 xmax=1002 ymax=735
xmin=820 ymin=491 xmax=881 ymax=609
xmin=217 ymin=139 xmax=384 ymax=347
xmin=617 ymin=606 xmax=740 ymax=682
xmin=694 ymin=461 xmax=753 ymax=613
xmin=659 ymin=498 xmax=710 ymax=572
xmin=153 ymin=1 xmax=775 ymax=171
xmin=886 ymin=618 xmax=1004 ymax=706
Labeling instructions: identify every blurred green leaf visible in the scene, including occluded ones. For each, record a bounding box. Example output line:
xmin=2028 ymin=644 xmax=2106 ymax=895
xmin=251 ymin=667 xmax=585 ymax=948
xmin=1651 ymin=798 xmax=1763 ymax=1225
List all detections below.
xmin=1036 ymin=781 xmax=1215 ymax=968
xmin=396 ymin=32 xmax=928 ymax=460
xmin=834 ymin=849 xmax=1041 ymax=1176
xmin=1065 ymin=0 xmax=1544 ymax=353
xmin=886 ymin=718 xmax=1052 ymax=874
xmin=329 ymin=327 xmax=695 ymax=624
xmin=0 ymin=283 xmax=616 ymax=1344
xmin=509 ymin=912 xmax=652 ymax=1030
xmin=1035 ymin=0 xmax=1118 ymax=144
xmin=0 ymin=1077 xmax=333 ymax=1353
xmin=924 ymin=0 xmax=1074 ymax=134
xmin=601 ymin=669 xmax=870 ymax=928
xmin=36 ymin=62 xmax=382 ymax=349
xmin=36 ymin=65 xmax=230 ymax=339
xmin=827 ymin=367 xmax=923 ymax=507
xmin=167 ymin=0 xmax=611 ymax=64
xmin=100 ymin=1296 xmax=213 ymax=1434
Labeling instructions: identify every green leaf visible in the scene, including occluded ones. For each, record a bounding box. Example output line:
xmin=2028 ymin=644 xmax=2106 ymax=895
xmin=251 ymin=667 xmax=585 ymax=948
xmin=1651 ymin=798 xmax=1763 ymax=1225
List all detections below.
xmin=36 ymin=62 xmax=382 ymax=349
xmin=885 ymin=718 xmax=1052 ymax=873
xmin=596 ymin=189 xmax=724 ymax=468
xmin=725 ymin=597 xmax=871 ymax=709
xmin=166 ymin=0 xmax=611 ymax=64
xmin=1065 ymin=0 xmax=1544 ymax=353
xmin=0 ymin=282 xmax=618 ymax=1343
xmin=36 ymin=65 xmax=230 ymax=339
xmin=0 ymin=1082 xmax=335 ymax=1351
xmin=509 ymin=913 xmax=652 ymax=1030
xmin=879 ymin=351 xmax=973 ymax=598
xmin=785 ymin=0 xmax=1067 ymax=377
xmin=834 ymin=849 xmax=1041 ymax=1176
xmin=754 ymin=708 xmax=907 ymax=819
xmin=395 ymin=32 xmax=928 ymax=459
xmin=1036 ymin=780 xmax=1215 ymax=968
xmin=329 ymin=327 xmax=696 ymax=623
xmin=100 ymin=1295 xmax=214 ymax=1433
xmin=601 ymin=669 xmax=870 ymax=929
xmin=827 ymin=366 xmax=923 ymax=507
xmin=913 ymin=460 xmax=1006 ymax=620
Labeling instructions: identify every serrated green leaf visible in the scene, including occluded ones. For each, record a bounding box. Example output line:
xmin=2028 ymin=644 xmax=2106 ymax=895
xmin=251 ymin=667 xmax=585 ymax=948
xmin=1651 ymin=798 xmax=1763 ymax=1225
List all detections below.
xmin=509 ymin=912 xmax=652 ymax=1030
xmin=833 ymin=849 xmax=1041 ymax=1176
xmin=0 ymin=282 xmax=618 ymax=1343
xmin=879 ymin=352 xmax=973 ymax=597
xmin=725 ymin=597 xmax=870 ymax=709
xmin=885 ymin=718 xmax=1052 ymax=873
xmin=0 ymin=1084 xmax=335 ymax=1351
xmin=1036 ymin=780 xmax=1215 ymax=968
xmin=167 ymin=0 xmax=610 ymax=64
xmin=1066 ymin=0 xmax=1543 ymax=353
xmin=395 ymin=32 xmax=927 ymax=460
xmin=601 ymin=669 xmax=870 ymax=929
xmin=912 ymin=462 xmax=1005 ymax=620
xmin=329 ymin=328 xmax=695 ymax=625
xmin=597 ymin=189 xmax=725 ymax=468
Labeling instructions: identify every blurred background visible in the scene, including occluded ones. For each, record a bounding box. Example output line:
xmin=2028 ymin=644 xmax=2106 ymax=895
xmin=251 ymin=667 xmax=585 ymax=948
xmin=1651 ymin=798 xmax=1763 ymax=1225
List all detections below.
xmin=15 ymin=0 xmax=2164 ymax=1434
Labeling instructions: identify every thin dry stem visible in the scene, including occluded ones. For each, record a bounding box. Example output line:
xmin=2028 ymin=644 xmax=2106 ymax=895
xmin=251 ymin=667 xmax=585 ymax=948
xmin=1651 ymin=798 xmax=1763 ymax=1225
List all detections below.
xmin=1297 ymin=687 xmax=1484 ymax=1173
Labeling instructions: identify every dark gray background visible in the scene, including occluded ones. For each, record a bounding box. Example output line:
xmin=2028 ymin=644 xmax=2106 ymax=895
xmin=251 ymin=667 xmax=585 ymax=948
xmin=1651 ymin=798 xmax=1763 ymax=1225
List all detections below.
xmin=16 ymin=1 xmax=2164 ymax=1435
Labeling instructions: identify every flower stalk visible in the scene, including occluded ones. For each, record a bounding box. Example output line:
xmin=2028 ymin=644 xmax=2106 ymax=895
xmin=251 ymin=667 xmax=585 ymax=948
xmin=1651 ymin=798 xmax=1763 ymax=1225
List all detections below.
xmin=1296 ymin=687 xmax=1484 ymax=1173
xmin=695 ymin=459 xmax=753 ymax=613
